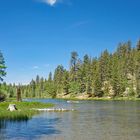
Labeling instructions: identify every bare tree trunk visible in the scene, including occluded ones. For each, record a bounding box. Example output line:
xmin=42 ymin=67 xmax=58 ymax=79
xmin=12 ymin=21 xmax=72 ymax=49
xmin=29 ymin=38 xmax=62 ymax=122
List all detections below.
xmin=17 ymin=87 xmax=22 ymax=102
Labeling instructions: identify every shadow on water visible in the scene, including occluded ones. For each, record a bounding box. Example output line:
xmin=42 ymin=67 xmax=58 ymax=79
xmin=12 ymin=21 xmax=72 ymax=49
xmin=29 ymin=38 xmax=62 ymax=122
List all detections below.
xmin=0 ymin=117 xmax=61 ymax=140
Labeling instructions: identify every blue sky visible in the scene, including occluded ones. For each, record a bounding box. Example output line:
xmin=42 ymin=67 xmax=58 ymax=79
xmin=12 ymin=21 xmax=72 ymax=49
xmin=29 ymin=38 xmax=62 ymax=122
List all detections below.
xmin=0 ymin=0 xmax=140 ymax=84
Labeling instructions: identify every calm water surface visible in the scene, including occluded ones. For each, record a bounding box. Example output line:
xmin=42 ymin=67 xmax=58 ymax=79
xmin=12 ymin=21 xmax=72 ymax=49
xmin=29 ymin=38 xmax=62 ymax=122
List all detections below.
xmin=0 ymin=99 xmax=140 ymax=140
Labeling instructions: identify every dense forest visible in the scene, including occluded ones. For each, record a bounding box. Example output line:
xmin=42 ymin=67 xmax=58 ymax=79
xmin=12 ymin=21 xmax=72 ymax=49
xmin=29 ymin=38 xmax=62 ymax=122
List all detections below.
xmin=0 ymin=40 xmax=140 ymax=99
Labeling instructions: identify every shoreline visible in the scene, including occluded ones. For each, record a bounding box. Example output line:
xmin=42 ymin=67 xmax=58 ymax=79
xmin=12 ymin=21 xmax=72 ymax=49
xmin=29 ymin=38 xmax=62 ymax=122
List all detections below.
xmin=20 ymin=97 xmax=140 ymax=101
xmin=56 ymin=97 xmax=140 ymax=101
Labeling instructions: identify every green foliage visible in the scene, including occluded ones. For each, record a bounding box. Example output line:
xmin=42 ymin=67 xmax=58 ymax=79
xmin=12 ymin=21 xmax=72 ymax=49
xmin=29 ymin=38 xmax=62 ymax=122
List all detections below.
xmin=0 ymin=51 xmax=6 ymax=82
xmin=54 ymin=65 xmax=65 ymax=94
xmin=63 ymin=70 xmax=70 ymax=95
xmin=2 ymin=40 xmax=140 ymax=99
xmin=48 ymin=72 xmax=52 ymax=82
xmin=69 ymin=81 xmax=80 ymax=96
xmin=0 ymin=51 xmax=6 ymax=101
xmin=70 ymin=51 xmax=79 ymax=82
xmin=136 ymin=40 xmax=140 ymax=97
xmin=45 ymin=82 xmax=57 ymax=98
xmin=94 ymin=74 xmax=103 ymax=97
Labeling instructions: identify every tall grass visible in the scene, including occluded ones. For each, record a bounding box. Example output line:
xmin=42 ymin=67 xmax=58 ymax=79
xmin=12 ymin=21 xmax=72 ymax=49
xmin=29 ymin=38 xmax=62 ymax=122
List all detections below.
xmin=0 ymin=101 xmax=53 ymax=121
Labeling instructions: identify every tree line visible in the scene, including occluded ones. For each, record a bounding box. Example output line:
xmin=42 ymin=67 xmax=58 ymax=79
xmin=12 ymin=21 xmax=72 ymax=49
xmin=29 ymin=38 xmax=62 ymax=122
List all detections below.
xmin=0 ymin=40 xmax=140 ymax=99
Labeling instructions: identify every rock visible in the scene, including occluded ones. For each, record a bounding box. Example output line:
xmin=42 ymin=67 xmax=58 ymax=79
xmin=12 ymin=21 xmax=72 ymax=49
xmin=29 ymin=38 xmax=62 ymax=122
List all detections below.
xmin=7 ymin=104 xmax=18 ymax=111
xmin=67 ymin=100 xmax=79 ymax=103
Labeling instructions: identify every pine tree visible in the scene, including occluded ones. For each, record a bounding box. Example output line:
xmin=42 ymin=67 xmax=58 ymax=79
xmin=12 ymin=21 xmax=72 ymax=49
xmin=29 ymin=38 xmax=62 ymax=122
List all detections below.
xmin=54 ymin=65 xmax=65 ymax=94
xmin=36 ymin=75 xmax=40 ymax=84
xmin=94 ymin=73 xmax=103 ymax=97
xmin=82 ymin=54 xmax=92 ymax=94
xmin=63 ymin=70 xmax=69 ymax=95
xmin=0 ymin=51 xmax=6 ymax=82
xmin=99 ymin=50 xmax=110 ymax=82
xmin=30 ymin=79 xmax=36 ymax=97
xmin=136 ymin=40 xmax=140 ymax=97
xmin=137 ymin=40 xmax=140 ymax=50
xmin=70 ymin=51 xmax=79 ymax=82
xmin=48 ymin=72 xmax=52 ymax=82
xmin=39 ymin=77 xmax=44 ymax=97
xmin=111 ymin=53 xmax=126 ymax=97
xmin=0 ymin=51 xmax=6 ymax=101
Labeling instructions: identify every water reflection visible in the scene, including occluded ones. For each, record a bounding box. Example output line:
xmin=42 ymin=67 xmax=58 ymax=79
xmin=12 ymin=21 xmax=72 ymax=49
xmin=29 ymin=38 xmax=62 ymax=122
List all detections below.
xmin=0 ymin=120 xmax=6 ymax=139
xmin=0 ymin=120 xmax=6 ymax=130
xmin=0 ymin=116 xmax=61 ymax=140
xmin=1 ymin=100 xmax=140 ymax=140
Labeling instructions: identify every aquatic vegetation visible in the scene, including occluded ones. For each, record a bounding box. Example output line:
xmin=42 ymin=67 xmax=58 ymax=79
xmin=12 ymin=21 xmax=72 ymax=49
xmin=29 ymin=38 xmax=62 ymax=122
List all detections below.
xmin=0 ymin=101 xmax=53 ymax=121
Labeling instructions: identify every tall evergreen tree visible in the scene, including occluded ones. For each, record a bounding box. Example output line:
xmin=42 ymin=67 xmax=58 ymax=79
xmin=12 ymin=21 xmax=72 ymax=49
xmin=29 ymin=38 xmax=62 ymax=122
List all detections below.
xmin=0 ymin=51 xmax=6 ymax=101
xmin=36 ymin=75 xmax=40 ymax=85
xmin=136 ymin=40 xmax=140 ymax=97
xmin=94 ymin=73 xmax=103 ymax=97
xmin=48 ymin=72 xmax=52 ymax=82
xmin=99 ymin=50 xmax=110 ymax=83
xmin=30 ymin=79 xmax=36 ymax=97
xmin=54 ymin=65 xmax=65 ymax=94
xmin=70 ymin=51 xmax=79 ymax=82
xmin=63 ymin=70 xmax=69 ymax=95
xmin=82 ymin=55 xmax=91 ymax=93
xmin=39 ymin=77 xmax=44 ymax=97
xmin=0 ymin=51 xmax=6 ymax=82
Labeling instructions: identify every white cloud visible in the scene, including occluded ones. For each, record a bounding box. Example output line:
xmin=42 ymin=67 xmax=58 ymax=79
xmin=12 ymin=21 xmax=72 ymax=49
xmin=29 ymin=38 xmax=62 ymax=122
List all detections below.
xmin=41 ymin=0 xmax=57 ymax=6
xmin=38 ymin=0 xmax=68 ymax=6
xmin=32 ymin=66 xmax=39 ymax=69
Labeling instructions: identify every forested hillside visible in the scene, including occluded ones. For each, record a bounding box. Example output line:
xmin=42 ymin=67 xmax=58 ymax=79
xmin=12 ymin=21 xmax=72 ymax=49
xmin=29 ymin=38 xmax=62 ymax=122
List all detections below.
xmin=1 ymin=40 xmax=140 ymax=99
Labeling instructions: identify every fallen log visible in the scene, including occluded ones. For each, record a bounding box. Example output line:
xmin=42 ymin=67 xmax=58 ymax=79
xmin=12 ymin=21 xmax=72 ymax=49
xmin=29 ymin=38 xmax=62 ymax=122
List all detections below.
xmin=33 ymin=108 xmax=75 ymax=112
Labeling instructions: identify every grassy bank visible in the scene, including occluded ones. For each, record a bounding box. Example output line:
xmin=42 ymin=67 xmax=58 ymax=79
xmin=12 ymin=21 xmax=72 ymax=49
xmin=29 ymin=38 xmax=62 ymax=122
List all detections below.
xmin=0 ymin=101 xmax=53 ymax=120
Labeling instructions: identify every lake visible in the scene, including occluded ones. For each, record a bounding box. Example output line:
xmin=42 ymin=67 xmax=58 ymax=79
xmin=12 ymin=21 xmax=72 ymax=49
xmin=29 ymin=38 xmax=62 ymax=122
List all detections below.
xmin=0 ymin=99 xmax=140 ymax=140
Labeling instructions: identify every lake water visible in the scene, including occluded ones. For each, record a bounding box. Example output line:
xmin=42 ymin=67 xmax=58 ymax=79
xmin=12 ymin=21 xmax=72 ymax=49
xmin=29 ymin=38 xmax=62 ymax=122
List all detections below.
xmin=0 ymin=99 xmax=140 ymax=140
